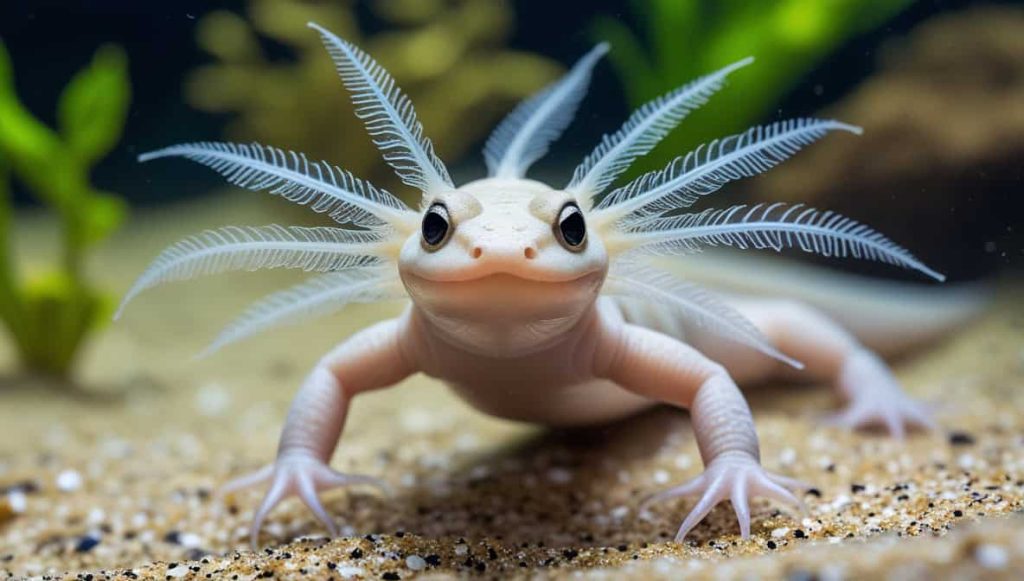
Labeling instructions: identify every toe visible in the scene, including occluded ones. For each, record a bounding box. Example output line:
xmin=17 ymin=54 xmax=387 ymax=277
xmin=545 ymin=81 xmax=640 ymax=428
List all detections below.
xmin=755 ymin=477 xmax=808 ymax=515
xmin=250 ymin=476 xmax=289 ymax=550
xmin=730 ymin=477 xmax=751 ymax=539
xmin=640 ymin=474 xmax=705 ymax=511
xmin=220 ymin=465 xmax=273 ymax=497
xmin=674 ymin=476 xmax=727 ymax=542
xmin=297 ymin=474 xmax=338 ymax=537
xmin=319 ymin=469 xmax=393 ymax=496
xmin=766 ymin=473 xmax=813 ymax=493
xmin=882 ymin=408 xmax=906 ymax=440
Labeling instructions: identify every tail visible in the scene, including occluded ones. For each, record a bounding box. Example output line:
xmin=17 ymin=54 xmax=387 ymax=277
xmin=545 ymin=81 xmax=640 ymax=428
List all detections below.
xmin=667 ymin=251 xmax=991 ymax=356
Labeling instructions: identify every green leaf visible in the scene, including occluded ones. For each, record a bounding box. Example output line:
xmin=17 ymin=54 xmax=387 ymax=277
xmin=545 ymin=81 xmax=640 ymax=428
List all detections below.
xmin=57 ymin=44 xmax=131 ymax=164
xmin=80 ymin=190 xmax=127 ymax=246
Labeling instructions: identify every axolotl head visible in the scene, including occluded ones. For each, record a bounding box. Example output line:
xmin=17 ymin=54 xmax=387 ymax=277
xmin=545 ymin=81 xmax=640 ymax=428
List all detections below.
xmin=398 ymin=177 xmax=608 ymax=356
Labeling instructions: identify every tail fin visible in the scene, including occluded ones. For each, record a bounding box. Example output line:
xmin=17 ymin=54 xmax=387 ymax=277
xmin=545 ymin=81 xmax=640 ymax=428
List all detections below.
xmin=665 ymin=251 xmax=990 ymax=356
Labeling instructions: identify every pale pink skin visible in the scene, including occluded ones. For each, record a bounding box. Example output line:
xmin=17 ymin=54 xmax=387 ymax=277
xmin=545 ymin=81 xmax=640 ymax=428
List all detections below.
xmin=223 ymin=178 xmax=934 ymax=548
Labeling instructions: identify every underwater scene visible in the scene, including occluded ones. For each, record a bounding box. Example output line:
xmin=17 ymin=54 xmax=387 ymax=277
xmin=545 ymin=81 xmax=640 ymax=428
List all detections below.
xmin=0 ymin=1 xmax=1022 ymax=579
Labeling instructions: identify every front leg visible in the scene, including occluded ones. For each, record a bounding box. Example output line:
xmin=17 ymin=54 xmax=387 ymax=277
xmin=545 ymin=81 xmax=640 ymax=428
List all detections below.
xmin=591 ymin=307 xmax=805 ymax=541
xmin=222 ymin=315 xmax=417 ymax=548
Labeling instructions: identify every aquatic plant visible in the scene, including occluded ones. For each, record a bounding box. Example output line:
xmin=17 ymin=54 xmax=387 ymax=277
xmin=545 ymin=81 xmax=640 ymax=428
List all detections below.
xmin=185 ymin=0 xmax=562 ymax=196
xmin=595 ymin=0 xmax=914 ymax=174
xmin=0 ymin=41 xmax=130 ymax=377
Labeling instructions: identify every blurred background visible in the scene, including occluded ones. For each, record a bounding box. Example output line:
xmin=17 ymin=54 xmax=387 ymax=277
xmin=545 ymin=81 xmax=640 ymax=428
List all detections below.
xmin=0 ymin=3 xmax=1023 ymax=576
xmin=0 ymin=0 xmax=1021 ymax=378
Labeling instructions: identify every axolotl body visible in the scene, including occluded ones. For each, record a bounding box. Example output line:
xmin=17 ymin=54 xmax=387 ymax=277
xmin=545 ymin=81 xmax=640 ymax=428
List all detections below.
xmin=120 ymin=24 xmax=980 ymax=548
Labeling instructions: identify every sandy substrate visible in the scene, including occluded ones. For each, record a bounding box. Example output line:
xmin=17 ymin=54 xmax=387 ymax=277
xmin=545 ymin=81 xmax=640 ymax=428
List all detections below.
xmin=0 ymin=196 xmax=1022 ymax=579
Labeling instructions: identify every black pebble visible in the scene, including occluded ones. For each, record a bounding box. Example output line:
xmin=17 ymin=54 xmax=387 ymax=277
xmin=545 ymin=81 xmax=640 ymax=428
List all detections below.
xmin=163 ymin=531 xmax=181 ymax=545
xmin=424 ymin=554 xmax=441 ymax=566
xmin=794 ymin=529 xmax=806 ymax=538
xmin=350 ymin=547 xmax=364 ymax=559
xmin=75 ymin=535 xmax=101 ymax=553
xmin=806 ymin=488 xmax=822 ymax=498
xmin=948 ymin=432 xmax=976 ymax=446
xmin=382 ymin=573 xmax=400 ymax=580
xmin=851 ymin=484 xmax=865 ymax=493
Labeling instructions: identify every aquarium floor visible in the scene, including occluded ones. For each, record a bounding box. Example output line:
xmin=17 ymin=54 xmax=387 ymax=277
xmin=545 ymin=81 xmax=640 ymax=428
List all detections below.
xmin=1 ymin=196 xmax=1022 ymax=580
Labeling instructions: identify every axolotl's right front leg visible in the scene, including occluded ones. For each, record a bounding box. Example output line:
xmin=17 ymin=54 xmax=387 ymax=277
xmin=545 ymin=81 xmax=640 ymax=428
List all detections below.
xmin=587 ymin=302 xmax=807 ymax=541
xmin=222 ymin=315 xmax=418 ymax=548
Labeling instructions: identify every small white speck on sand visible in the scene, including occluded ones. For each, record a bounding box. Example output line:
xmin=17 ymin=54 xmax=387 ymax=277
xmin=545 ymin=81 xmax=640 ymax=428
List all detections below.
xmin=55 ymin=469 xmax=82 ymax=492
xmin=166 ymin=563 xmax=187 ymax=578
xmin=178 ymin=532 xmax=202 ymax=548
xmin=779 ymin=448 xmax=797 ymax=466
xmin=674 ymin=454 xmax=693 ymax=469
xmin=547 ymin=467 xmax=573 ymax=484
xmin=958 ymin=454 xmax=976 ymax=470
xmin=194 ymin=383 xmax=231 ymax=417
xmin=7 ymin=490 xmax=26 ymax=513
xmin=454 ymin=543 xmax=469 ymax=556
xmin=86 ymin=507 xmax=105 ymax=525
xmin=771 ymin=527 xmax=789 ymax=538
xmin=334 ymin=565 xmax=365 ymax=579
xmin=653 ymin=469 xmax=670 ymax=484
xmin=405 ymin=555 xmax=426 ymax=570
xmin=974 ymin=544 xmax=1009 ymax=570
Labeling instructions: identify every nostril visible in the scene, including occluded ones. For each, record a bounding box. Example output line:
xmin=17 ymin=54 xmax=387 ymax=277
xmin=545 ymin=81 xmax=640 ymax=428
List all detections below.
xmin=523 ymin=247 xmax=537 ymax=260
xmin=471 ymin=247 xmax=483 ymax=259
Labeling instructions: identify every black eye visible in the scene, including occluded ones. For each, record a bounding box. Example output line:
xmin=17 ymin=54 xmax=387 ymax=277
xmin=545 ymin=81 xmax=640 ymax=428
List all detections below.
xmin=556 ymin=202 xmax=587 ymax=250
xmin=421 ymin=202 xmax=451 ymax=249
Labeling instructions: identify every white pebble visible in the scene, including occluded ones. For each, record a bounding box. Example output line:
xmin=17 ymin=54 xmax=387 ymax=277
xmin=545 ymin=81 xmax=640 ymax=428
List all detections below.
xmin=974 ymin=544 xmax=1008 ymax=570
xmin=610 ymin=506 xmax=630 ymax=519
xmin=334 ymin=566 xmax=365 ymax=579
xmin=194 ymin=383 xmax=231 ymax=417
xmin=674 ymin=455 xmax=693 ymax=470
xmin=546 ymin=468 xmax=573 ymax=484
xmin=454 ymin=543 xmax=469 ymax=556
xmin=7 ymin=491 xmax=26 ymax=513
xmin=771 ymin=527 xmax=789 ymax=538
xmin=56 ymin=469 xmax=83 ymax=492
xmin=178 ymin=532 xmax=202 ymax=548
xmin=167 ymin=563 xmax=187 ymax=578
xmin=958 ymin=454 xmax=976 ymax=470
xmin=653 ymin=469 xmax=670 ymax=484
xmin=405 ymin=555 xmax=427 ymax=571
xmin=131 ymin=512 xmax=148 ymax=528
xmin=779 ymin=448 xmax=797 ymax=466
xmin=87 ymin=507 xmax=106 ymax=525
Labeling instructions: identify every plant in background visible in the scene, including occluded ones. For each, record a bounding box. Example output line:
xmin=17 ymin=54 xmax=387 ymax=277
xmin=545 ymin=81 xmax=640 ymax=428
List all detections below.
xmin=594 ymin=0 xmax=914 ymax=176
xmin=186 ymin=0 xmax=562 ymax=197
xmin=0 ymin=41 xmax=130 ymax=377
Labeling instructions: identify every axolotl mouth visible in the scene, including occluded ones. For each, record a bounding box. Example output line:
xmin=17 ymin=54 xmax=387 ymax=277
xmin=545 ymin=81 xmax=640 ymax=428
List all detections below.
xmin=400 ymin=271 xmax=606 ymax=321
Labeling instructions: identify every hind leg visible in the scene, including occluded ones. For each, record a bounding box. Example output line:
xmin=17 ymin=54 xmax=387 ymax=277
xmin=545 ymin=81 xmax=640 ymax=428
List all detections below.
xmin=690 ymin=297 xmax=934 ymax=438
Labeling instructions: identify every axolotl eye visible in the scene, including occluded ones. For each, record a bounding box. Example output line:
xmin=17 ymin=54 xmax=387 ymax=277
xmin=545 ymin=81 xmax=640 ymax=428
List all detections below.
xmin=421 ymin=202 xmax=451 ymax=250
xmin=555 ymin=202 xmax=587 ymax=251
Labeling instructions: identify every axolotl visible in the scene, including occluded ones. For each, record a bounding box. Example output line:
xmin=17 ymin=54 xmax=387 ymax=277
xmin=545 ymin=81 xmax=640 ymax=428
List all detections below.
xmin=119 ymin=24 xmax=980 ymax=548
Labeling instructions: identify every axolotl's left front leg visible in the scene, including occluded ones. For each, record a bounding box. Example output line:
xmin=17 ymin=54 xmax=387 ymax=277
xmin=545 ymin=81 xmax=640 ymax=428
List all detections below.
xmin=586 ymin=303 xmax=807 ymax=541
xmin=222 ymin=315 xmax=419 ymax=548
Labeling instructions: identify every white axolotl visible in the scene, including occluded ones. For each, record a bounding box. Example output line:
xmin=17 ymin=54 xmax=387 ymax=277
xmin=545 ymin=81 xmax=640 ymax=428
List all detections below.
xmin=119 ymin=24 xmax=978 ymax=548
